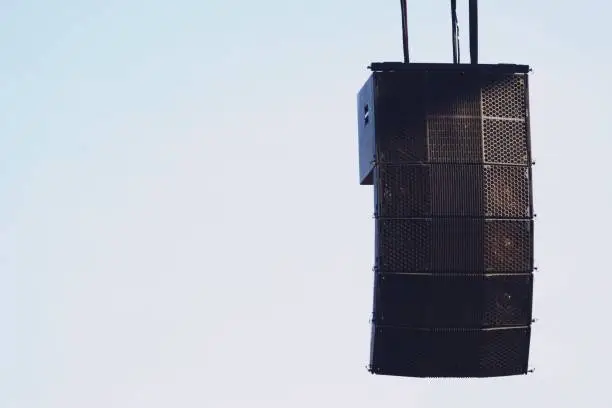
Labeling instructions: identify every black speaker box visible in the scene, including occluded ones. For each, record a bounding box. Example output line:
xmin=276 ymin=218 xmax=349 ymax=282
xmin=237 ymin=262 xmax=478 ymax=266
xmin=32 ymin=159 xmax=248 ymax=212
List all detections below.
xmin=358 ymin=63 xmax=534 ymax=378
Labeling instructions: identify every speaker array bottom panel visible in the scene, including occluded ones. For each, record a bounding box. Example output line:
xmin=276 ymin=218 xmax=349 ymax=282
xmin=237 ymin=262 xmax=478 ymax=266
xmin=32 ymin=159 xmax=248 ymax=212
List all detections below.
xmin=373 ymin=274 xmax=533 ymax=328
xmin=369 ymin=326 xmax=531 ymax=378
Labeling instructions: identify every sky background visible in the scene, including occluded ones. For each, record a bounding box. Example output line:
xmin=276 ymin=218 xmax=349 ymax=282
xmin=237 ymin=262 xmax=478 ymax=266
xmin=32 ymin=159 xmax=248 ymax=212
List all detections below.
xmin=1 ymin=0 xmax=610 ymax=406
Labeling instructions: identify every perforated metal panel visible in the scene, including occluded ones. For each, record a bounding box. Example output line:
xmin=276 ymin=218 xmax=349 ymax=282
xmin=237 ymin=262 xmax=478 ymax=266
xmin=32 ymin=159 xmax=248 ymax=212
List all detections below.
xmin=375 ymin=164 xmax=532 ymax=219
xmin=375 ymin=72 xmax=427 ymax=163
xmin=375 ymin=165 xmax=431 ymax=217
xmin=362 ymin=70 xmax=531 ymax=168
xmin=482 ymin=275 xmax=534 ymax=327
xmin=479 ymin=328 xmax=531 ymax=374
xmin=430 ymin=165 xmax=484 ymax=216
xmin=484 ymin=165 xmax=531 ymax=218
xmin=483 ymin=119 xmax=529 ymax=165
xmin=427 ymin=117 xmax=482 ymax=162
xmin=426 ymin=71 xmax=481 ymax=117
xmin=376 ymin=219 xmax=432 ymax=272
xmin=484 ymin=220 xmax=533 ymax=272
xmin=373 ymin=274 xmax=533 ymax=328
xmin=369 ymin=326 xmax=531 ymax=378
xmin=482 ymin=75 xmax=527 ymax=119
xmin=376 ymin=219 xmax=533 ymax=273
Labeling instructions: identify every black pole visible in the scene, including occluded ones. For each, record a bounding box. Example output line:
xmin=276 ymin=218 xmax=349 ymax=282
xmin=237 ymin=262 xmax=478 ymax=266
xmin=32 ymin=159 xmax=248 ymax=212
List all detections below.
xmin=469 ymin=0 xmax=478 ymax=64
xmin=400 ymin=0 xmax=410 ymax=63
xmin=451 ymin=0 xmax=458 ymax=63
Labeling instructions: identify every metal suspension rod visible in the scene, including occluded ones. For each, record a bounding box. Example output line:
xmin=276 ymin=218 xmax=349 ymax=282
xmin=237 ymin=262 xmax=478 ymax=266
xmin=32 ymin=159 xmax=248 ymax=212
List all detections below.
xmin=451 ymin=0 xmax=458 ymax=63
xmin=400 ymin=0 xmax=410 ymax=63
xmin=457 ymin=23 xmax=461 ymax=63
xmin=469 ymin=0 xmax=478 ymax=64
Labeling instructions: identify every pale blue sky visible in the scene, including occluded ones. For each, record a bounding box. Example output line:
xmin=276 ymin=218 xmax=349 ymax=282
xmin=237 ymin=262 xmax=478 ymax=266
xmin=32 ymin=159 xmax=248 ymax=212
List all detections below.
xmin=1 ymin=0 xmax=610 ymax=407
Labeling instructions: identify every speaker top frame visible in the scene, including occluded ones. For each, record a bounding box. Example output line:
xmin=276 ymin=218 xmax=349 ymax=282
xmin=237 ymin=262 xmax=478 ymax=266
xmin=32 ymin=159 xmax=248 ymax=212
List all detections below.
xmin=368 ymin=62 xmax=530 ymax=74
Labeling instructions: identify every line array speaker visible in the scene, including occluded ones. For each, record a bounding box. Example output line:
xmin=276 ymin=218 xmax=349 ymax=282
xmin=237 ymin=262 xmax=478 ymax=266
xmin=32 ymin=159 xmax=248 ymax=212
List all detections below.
xmin=358 ymin=63 xmax=534 ymax=378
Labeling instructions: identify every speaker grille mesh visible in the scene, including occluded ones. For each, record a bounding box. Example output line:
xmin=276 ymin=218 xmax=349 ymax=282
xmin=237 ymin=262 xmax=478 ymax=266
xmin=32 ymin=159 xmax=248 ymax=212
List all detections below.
xmin=427 ymin=117 xmax=482 ymax=163
xmin=482 ymin=75 xmax=527 ymax=118
xmin=431 ymin=219 xmax=483 ymax=271
xmin=484 ymin=165 xmax=531 ymax=218
xmin=376 ymin=219 xmax=431 ymax=272
xmin=376 ymin=219 xmax=532 ymax=273
xmin=483 ymin=119 xmax=529 ymax=165
xmin=479 ymin=328 xmax=531 ymax=374
xmin=371 ymin=72 xmax=530 ymax=166
xmin=426 ymin=72 xmax=481 ymax=117
xmin=376 ymin=165 xmax=431 ymax=217
xmin=376 ymin=73 xmax=427 ymax=163
xmin=482 ymin=275 xmax=533 ymax=327
xmin=430 ymin=165 xmax=484 ymax=216
xmin=370 ymin=326 xmax=531 ymax=377
xmin=376 ymin=165 xmax=531 ymax=218
xmin=484 ymin=220 xmax=533 ymax=272
xmin=374 ymin=274 xmax=533 ymax=328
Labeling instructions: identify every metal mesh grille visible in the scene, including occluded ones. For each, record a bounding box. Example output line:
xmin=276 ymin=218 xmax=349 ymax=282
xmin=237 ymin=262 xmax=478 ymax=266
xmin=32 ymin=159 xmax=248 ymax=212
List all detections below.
xmin=370 ymin=71 xmax=530 ymax=165
xmin=376 ymin=164 xmax=531 ymax=218
xmin=483 ymin=119 xmax=529 ymax=165
xmin=375 ymin=165 xmax=431 ymax=217
xmin=482 ymin=275 xmax=533 ymax=326
xmin=430 ymin=165 xmax=484 ymax=216
xmin=376 ymin=219 xmax=431 ymax=272
xmin=426 ymin=72 xmax=481 ymax=117
xmin=479 ymin=328 xmax=531 ymax=374
xmin=484 ymin=166 xmax=531 ymax=218
xmin=376 ymin=219 xmax=532 ymax=273
xmin=484 ymin=220 xmax=533 ymax=272
xmin=482 ymin=75 xmax=527 ymax=119
xmin=430 ymin=219 xmax=484 ymax=271
xmin=427 ymin=117 xmax=482 ymax=163
xmin=374 ymin=274 xmax=533 ymax=328
xmin=370 ymin=326 xmax=531 ymax=377
xmin=377 ymin=117 xmax=427 ymax=163
xmin=376 ymin=72 xmax=427 ymax=163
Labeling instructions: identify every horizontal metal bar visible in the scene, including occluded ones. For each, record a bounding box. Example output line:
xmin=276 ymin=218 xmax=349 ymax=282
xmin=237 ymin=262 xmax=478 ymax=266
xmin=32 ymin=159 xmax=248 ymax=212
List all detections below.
xmin=372 ymin=271 xmax=534 ymax=277
xmin=369 ymin=62 xmax=530 ymax=74
xmin=371 ymin=324 xmax=531 ymax=331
